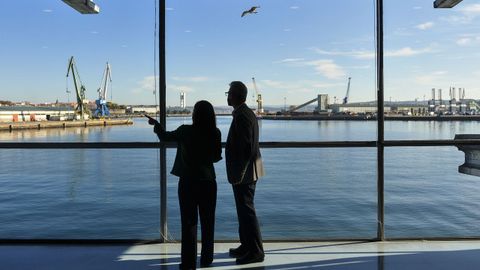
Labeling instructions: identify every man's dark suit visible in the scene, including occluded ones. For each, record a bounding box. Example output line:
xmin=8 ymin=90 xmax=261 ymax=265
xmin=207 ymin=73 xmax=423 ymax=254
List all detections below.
xmin=226 ymin=103 xmax=265 ymax=257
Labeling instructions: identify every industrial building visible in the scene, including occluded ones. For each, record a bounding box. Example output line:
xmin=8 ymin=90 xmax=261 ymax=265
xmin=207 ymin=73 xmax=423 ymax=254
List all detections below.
xmin=125 ymin=106 xmax=159 ymax=114
xmin=0 ymin=106 xmax=75 ymax=122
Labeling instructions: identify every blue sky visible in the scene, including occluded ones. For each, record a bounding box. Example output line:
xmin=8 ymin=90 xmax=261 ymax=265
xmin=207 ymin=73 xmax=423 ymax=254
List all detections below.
xmin=1 ymin=1 xmax=479 ymax=106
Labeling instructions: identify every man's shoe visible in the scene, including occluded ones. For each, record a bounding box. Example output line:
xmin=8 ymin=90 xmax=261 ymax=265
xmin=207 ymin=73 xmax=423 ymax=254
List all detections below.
xmin=235 ymin=252 xmax=265 ymax=265
xmin=200 ymin=258 xmax=212 ymax=268
xmin=229 ymin=246 xmax=247 ymax=258
xmin=200 ymin=262 xmax=211 ymax=268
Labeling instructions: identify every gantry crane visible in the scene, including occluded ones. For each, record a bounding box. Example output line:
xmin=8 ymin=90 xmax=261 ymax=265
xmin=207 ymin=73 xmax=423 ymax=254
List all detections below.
xmin=94 ymin=62 xmax=112 ymax=117
xmin=66 ymin=56 xmax=89 ymax=120
xmin=342 ymin=77 xmax=351 ymax=104
xmin=252 ymin=77 xmax=264 ymax=115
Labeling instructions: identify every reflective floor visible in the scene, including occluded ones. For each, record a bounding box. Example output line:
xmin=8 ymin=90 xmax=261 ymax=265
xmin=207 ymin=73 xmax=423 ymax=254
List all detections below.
xmin=1 ymin=240 xmax=480 ymax=269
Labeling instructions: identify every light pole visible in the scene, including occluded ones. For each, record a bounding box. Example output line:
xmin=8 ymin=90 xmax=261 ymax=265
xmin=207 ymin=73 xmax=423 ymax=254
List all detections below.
xmin=433 ymin=0 xmax=463 ymax=8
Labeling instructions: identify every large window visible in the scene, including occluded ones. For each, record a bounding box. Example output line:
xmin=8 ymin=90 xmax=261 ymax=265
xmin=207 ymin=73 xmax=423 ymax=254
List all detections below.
xmin=384 ymin=1 xmax=480 ymax=238
xmin=165 ymin=1 xmax=378 ymax=240
xmin=2 ymin=0 xmax=477 ymax=241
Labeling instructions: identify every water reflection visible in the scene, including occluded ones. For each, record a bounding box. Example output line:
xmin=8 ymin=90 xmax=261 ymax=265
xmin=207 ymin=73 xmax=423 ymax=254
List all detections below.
xmin=0 ymin=126 xmax=97 ymax=141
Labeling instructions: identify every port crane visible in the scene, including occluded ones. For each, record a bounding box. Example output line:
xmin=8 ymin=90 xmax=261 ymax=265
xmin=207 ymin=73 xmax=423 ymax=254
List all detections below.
xmin=342 ymin=77 xmax=351 ymax=104
xmin=66 ymin=56 xmax=89 ymax=120
xmin=94 ymin=62 xmax=112 ymax=117
xmin=251 ymin=77 xmax=264 ymax=115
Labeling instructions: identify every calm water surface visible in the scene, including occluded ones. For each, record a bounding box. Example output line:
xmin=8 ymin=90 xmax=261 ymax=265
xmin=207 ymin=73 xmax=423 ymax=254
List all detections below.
xmin=0 ymin=117 xmax=479 ymax=240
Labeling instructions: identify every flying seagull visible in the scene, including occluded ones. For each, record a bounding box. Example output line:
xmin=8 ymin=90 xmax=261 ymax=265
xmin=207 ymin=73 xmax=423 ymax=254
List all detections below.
xmin=241 ymin=6 xmax=260 ymax=17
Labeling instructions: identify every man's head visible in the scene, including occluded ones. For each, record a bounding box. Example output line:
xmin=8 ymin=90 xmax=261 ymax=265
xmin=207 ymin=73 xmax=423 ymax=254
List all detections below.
xmin=227 ymin=81 xmax=248 ymax=107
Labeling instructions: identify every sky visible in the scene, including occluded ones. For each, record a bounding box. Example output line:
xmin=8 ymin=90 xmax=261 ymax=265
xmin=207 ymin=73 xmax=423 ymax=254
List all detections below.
xmin=1 ymin=0 xmax=480 ymax=106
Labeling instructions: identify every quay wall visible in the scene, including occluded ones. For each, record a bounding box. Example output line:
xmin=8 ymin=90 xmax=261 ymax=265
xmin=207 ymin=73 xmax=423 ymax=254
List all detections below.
xmin=0 ymin=119 xmax=133 ymax=132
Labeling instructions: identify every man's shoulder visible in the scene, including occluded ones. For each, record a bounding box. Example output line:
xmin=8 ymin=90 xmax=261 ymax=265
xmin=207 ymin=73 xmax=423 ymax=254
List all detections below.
xmin=236 ymin=104 xmax=256 ymax=119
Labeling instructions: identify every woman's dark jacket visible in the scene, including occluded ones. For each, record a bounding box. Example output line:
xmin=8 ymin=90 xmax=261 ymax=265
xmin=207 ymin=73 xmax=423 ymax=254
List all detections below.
xmin=155 ymin=124 xmax=222 ymax=181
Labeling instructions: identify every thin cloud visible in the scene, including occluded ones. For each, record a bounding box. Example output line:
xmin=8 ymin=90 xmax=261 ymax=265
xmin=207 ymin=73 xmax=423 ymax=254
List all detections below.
xmin=385 ymin=47 xmax=433 ymax=57
xmin=313 ymin=46 xmax=433 ymax=59
xmin=134 ymin=76 xmax=195 ymax=95
xmin=273 ymin=58 xmax=305 ymax=64
xmin=184 ymin=30 xmax=192 ymax=33
xmin=442 ymin=4 xmax=480 ymax=24
xmin=456 ymin=34 xmax=480 ymax=46
xmin=42 ymin=9 xmax=53 ymax=13
xmin=172 ymin=76 xmax=209 ymax=82
xmin=312 ymin=48 xmax=374 ymax=59
xmin=392 ymin=27 xmax=414 ymax=37
xmin=133 ymin=76 xmax=157 ymax=94
xmin=460 ymin=4 xmax=480 ymax=17
xmin=348 ymin=65 xmax=371 ymax=69
xmin=442 ymin=15 xmax=471 ymax=24
xmin=413 ymin=6 xmax=422 ymax=10
xmin=415 ymin=22 xmax=434 ymax=30
xmin=312 ymin=82 xmax=345 ymax=88
xmin=260 ymin=80 xmax=316 ymax=94
xmin=259 ymin=79 xmax=345 ymax=97
xmin=457 ymin=37 xmax=471 ymax=45
xmin=166 ymin=7 xmax=174 ymax=11
xmin=261 ymin=79 xmax=290 ymax=89
xmin=168 ymin=84 xmax=194 ymax=93
xmin=134 ymin=76 xmax=157 ymax=94
xmin=290 ymin=6 xmax=300 ymax=10
xmin=415 ymin=71 xmax=448 ymax=85
xmin=306 ymin=60 xmax=346 ymax=79
xmin=284 ymin=28 xmax=292 ymax=32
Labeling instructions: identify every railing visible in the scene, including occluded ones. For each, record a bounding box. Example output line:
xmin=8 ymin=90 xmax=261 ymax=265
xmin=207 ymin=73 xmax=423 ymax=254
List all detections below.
xmin=0 ymin=138 xmax=478 ymax=243
xmin=1 ymin=139 xmax=479 ymax=149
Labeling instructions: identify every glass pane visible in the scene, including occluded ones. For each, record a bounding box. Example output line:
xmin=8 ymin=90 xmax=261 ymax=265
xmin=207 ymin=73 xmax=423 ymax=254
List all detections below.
xmin=385 ymin=147 xmax=480 ymax=238
xmin=163 ymin=0 xmax=378 ymax=241
xmin=0 ymin=1 xmax=156 ymax=137
xmin=167 ymin=1 xmax=376 ymax=126
xmin=384 ymin=1 xmax=479 ymax=140
xmin=167 ymin=148 xmax=377 ymax=240
xmin=0 ymin=149 xmax=160 ymax=239
xmin=385 ymin=121 xmax=480 ymax=140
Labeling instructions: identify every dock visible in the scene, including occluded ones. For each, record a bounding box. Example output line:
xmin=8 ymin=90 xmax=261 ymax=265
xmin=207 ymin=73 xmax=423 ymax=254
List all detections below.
xmin=0 ymin=119 xmax=133 ymax=131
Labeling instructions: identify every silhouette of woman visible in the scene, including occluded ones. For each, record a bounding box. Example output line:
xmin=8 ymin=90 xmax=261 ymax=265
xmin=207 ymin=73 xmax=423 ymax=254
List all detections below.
xmin=151 ymin=100 xmax=222 ymax=269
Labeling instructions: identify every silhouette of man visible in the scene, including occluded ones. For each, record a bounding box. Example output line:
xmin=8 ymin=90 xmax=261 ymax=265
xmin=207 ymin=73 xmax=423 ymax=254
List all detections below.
xmin=225 ymin=81 xmax=265 ymax=265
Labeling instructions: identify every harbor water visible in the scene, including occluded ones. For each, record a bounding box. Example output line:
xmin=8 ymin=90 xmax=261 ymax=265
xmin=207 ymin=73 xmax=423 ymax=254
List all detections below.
xmin=0 ymin=117 xmax=479 ymax=240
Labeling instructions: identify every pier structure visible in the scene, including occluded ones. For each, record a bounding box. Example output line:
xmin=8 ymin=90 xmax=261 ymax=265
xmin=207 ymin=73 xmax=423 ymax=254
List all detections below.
xmin=0 ymin=106 xmax=132 ymax=131
xmin=0 ymin=118 xmax=132 ymax=131
xmin=288 ymin=94 xmax=329 ymax=114
xmin=283 ymin=96 xmax=477 ymax=117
